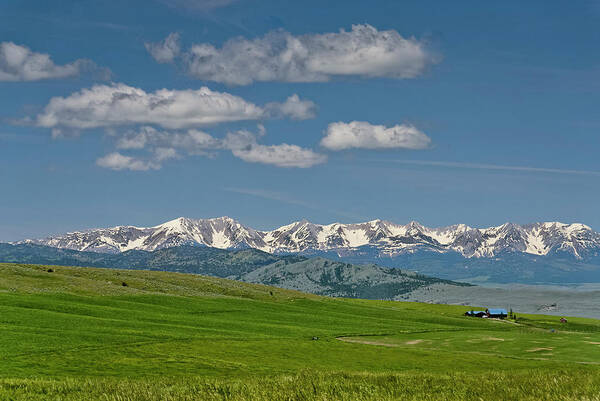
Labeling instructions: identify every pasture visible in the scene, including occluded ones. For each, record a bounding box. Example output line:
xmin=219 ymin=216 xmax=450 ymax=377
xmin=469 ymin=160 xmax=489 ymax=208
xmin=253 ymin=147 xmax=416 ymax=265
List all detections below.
xmin=0 ymin=263 xmax=599 ymax=400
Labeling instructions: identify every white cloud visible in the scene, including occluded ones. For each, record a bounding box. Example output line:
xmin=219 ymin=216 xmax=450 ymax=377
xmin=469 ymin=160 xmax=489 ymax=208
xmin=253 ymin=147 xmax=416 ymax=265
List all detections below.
xmin=222 ymin=129 xmax=256 ymax=150
xmin=266 ymin=94 xmax=316 ymax=120
xmin=154 ymin=147 xmax=179 ymax=161
xmin=145 ymin=33 xmax=181 ymax=63
xmin=98 ymin=125 xmax=325 ymax=170
xmin=231 ymin=143 xmax=326 ymax=168
xmin=35 ymin=84 xmax=315 ymax=132
xmin=35 ymin=83 xmax=265 ymax=130
xmin=32 ymin=83 xmax=321 ymax=171
xmin=115 ymin=126 xmax=220 ymax=155
xmin=0 ymin=42 xmax=109 ymax=82
xmin=115 ymin=128 xmax=150 ymax=150
xmin=321 ymin=121 xmax=432 ymax=151
xmin=225 ymin=129 xmax=326 ymax=168
xmin=96 ymin=152 xmax=159 ymax=171
xmin=147 ymin=24 xmax=436 ymax=85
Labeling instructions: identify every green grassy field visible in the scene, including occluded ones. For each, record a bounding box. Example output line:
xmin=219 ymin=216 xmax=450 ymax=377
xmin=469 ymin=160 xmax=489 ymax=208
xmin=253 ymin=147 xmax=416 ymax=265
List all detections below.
xmin=1 ymin=262 xmax=599 ymax=400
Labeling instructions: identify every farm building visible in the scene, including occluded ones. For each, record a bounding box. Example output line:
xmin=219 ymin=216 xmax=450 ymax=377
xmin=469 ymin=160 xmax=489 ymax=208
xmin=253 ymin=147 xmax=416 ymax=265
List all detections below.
xmin=464 ymin=310 xmax=486 ymax=317
xmin=486 ymin=308 xmax=508 ymax=319
xmin=464 ymin=308 xmax=509 ymax=319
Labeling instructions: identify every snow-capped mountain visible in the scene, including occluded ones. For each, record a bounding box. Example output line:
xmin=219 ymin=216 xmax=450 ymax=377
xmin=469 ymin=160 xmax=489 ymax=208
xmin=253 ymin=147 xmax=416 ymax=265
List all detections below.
xmin=18 ymin=217 xmax=600 ymax=260
xmin=22 ymin=217 xmax=265 ymax=254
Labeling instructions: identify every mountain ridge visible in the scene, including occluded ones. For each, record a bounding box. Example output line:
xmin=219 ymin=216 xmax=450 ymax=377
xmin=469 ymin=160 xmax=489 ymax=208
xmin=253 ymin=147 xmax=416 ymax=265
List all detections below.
xmin=17 ymin=216 xmax=600 ymax=260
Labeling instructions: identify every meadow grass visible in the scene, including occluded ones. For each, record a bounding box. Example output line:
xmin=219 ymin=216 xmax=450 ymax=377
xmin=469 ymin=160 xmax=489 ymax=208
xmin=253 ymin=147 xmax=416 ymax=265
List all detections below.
xmin=2 ymin=371 xmax=600 ymax=401
xmin=1 ymin=263 xmax=599 ymax=400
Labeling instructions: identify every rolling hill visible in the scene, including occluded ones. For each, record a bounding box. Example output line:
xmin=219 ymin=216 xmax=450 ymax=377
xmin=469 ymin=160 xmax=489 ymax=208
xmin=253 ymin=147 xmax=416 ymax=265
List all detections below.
xmin=0 ymin=262 xmax=599 ymax=400
xmin=0 ymin=243 xmax=468 ymax=299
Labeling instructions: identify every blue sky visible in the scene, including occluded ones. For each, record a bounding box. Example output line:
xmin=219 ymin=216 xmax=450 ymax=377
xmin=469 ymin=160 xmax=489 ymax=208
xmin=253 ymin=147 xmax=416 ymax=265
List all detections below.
xmin=1 ymin=0 xmax=600 ymax=240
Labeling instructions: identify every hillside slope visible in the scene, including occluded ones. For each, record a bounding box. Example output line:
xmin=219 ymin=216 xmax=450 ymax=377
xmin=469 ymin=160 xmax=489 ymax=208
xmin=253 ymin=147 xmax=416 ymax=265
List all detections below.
xmin=0 ymin=244 xmax=468 ymax=299
xmin=242 ymin=257 xmax=460 ymax=299
xmin=0 ymin=263 xmax=599 ymax=401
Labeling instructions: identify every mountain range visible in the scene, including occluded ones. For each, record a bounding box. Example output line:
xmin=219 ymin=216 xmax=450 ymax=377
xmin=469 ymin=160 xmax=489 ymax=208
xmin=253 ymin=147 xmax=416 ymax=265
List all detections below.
xmin=19 ymin=216 xmax=600 ymax=258
xmin=14 ymin=216 xmax=600 ymax=283
xmin=21 ymin=217 xmax=600 ymax=259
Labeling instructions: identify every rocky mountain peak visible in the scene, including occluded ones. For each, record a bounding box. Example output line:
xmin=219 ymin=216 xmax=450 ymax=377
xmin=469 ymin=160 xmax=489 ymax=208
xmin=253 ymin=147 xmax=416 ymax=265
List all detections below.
xmin=19 ymin=218 xmax=600 ymax=260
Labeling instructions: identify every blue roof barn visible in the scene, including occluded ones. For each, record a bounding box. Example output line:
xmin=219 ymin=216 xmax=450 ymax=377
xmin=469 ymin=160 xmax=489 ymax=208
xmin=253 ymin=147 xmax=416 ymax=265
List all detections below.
xmin=486 ymin=308 xmax=508 ymax=318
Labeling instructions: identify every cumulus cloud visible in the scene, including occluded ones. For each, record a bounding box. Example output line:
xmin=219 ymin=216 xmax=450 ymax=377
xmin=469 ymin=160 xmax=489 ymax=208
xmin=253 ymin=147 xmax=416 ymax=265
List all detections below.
xmin=0 ymin=42 xmax=109 ymax=82
xmin=321 ymin=121 xmax=432 ymax=151
xmin=154 ymin=147 xmax=179 ymax=162
xmin=266 ymin=94 xmax=316 ymax=120
xmin=35 ymin=83 xmax=266 ymax=130
xmin=96 ymin=152 xmax=160 ymax=171
xmin=34 ymin=84 xmax=315 ymax=131
xmin=115 ymin=126 xmax=220 ymax=155
xmin=30 ymin=83 xmax=320 ymax=170
xmin=225 ymin=129 xmax=326 ymax=168
xmin=231 ymin=143 xmax=326 ymax=168
xmin=145 ymin=33 xmax=181 ymax=63
xmin=98 ymin=125 xmax=325 ymax=171
xmin=146 ymin=24 xmax=436 ymax=85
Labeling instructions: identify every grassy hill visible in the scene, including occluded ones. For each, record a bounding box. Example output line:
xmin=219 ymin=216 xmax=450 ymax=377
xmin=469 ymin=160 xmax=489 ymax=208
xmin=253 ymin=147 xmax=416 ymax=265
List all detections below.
xmin=0 ymin=262 xmax=599 ymax=400
xmin=0 ymin=244 xmax=469 ymax=299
